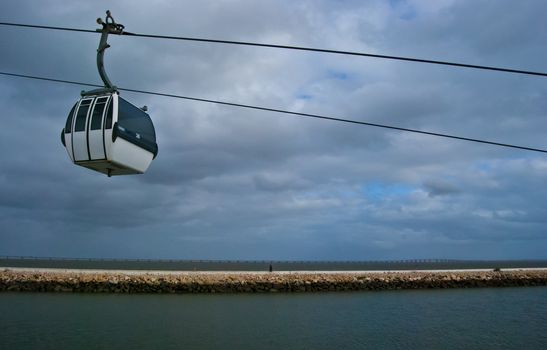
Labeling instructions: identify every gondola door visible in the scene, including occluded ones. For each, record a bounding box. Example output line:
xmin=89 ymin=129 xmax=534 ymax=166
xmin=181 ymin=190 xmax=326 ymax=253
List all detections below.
xmin=87 ymin=96 xmax=109 ymax=160
xmin=71 ymin=98 xmax=93 ymax=162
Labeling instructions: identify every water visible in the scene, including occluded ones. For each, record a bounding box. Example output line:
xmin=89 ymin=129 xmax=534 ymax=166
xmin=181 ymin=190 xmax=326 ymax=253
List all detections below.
xmin=1 ymin=287 xmax=546 ymax=349
xmin=2 ymin=257 xmax=547 ymax=271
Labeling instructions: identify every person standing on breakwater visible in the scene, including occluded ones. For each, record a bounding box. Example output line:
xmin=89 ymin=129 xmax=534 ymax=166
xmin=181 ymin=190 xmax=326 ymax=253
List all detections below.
xmin=269 ymin=264 xmax=273 ymax=272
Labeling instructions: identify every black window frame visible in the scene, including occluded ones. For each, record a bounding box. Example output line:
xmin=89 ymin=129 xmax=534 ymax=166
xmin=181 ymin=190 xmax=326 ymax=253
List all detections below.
xmin=74 ymin=99 xmax=92 ymax=132
xmin=65 ymin=102 xmax=77 ymax=133
xmin=104 ymin=99 xmax=113 ymax=130
xmin=90 ymin=97 xmax=108 ymax=131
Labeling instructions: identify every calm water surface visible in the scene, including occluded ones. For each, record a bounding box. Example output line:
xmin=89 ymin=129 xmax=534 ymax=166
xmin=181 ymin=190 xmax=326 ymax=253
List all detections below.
xmin=1 ymin=287 xmax=546 ymax=349
xmin=2 ymin=257 xmax=547 ymax=271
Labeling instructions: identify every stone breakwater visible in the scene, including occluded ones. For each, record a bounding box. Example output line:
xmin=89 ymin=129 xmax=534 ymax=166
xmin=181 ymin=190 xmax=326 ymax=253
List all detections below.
xmin=1 ymin=269 xmax=547 ymax=294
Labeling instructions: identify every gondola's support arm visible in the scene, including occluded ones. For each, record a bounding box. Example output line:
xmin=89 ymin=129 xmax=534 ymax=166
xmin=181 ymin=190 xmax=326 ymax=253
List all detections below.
xmin=82 ymin=10 xmax=124 ymax=96
xmin=96 ymin=10 xmax=124 ymax=90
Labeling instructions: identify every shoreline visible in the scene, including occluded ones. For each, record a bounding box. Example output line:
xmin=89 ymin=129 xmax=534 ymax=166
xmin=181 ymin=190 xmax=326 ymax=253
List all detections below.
xmin=2 ymin=268 xmax=547 ymax=293
xmin=3 ymin=266 xmax=547 ymax=275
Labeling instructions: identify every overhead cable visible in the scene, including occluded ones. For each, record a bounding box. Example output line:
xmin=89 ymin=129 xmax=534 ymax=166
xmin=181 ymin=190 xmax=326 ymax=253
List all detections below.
xmin=0 ymin=22 xmax=546 ymax=77
xmin=1 ymin=71 xmax=546 ymax=154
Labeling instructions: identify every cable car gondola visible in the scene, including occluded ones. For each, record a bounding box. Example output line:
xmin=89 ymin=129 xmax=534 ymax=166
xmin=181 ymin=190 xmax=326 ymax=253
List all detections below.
xmin=61 ymin=11 xmax=158 ymax=176
xmin=62 ymin=93 xmax=158 ymax=176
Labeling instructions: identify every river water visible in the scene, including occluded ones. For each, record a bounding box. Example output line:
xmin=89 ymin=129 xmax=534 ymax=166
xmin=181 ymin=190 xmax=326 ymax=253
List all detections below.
xmin=1 ymin=287 xmax=546 ymax=349
xmin=2 ymin=257 xmax=546 ymax=271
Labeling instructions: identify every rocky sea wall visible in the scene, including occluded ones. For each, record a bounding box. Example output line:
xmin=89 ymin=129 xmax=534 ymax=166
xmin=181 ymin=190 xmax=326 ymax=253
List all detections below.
xmin=1 ymin=269 xmax=546 ymax=293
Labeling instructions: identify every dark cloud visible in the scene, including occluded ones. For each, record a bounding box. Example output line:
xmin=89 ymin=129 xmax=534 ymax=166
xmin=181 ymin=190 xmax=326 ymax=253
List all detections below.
xmin=423 ymin=179 xmax=460 ymax=197
xmin=0 ymin=0 xmax=546 ymax=260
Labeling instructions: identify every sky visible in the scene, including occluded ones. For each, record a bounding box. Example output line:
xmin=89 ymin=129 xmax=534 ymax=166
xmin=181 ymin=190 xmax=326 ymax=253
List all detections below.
xmin=0 ymin=0 xmax=546 ymax=260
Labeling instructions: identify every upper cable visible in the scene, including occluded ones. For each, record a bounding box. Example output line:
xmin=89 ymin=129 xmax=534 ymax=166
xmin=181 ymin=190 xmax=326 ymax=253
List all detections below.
xmin=0 ymin=21 xmax=546 ymax=77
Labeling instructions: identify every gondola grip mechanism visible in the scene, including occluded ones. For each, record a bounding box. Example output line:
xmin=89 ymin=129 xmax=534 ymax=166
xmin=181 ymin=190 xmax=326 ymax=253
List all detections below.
xmin=87 ymin=10 xmax=125 ymax=95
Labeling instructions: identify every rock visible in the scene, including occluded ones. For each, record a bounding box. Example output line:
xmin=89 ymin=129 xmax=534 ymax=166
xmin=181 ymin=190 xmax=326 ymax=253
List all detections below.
xmin=1 ymin=269 xmax=547 ymax=294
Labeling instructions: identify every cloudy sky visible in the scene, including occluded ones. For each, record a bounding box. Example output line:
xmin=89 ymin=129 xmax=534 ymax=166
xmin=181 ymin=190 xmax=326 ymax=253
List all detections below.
xmin=1 ymin=0 xmax=546 ymax=260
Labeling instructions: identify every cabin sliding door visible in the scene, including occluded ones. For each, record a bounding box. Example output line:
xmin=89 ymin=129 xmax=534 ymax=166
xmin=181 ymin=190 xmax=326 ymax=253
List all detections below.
xmin=72 ymin=99 xmax=92 ymax=162
xmin=88 ymin=96 xmax=109 ymax=160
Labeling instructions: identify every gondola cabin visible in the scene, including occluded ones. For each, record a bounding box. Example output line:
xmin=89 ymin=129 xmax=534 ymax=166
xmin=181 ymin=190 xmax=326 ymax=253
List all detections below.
xmin=61 ymin=92 xmax=158 ymax=176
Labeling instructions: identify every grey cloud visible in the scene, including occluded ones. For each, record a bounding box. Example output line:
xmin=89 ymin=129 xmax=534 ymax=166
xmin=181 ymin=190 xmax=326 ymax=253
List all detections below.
xmin=423 ymin=179 xmax=460 ymax=197
xmin=253 ymin=172 xmax=311 ymax=192
xmin=0 ymin=0 xmax=546 ymax=260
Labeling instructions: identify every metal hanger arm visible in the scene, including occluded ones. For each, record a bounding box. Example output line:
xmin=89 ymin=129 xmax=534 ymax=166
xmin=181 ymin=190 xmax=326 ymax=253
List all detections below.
xmin=95 ymin=10 xmax=124 ymax=91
